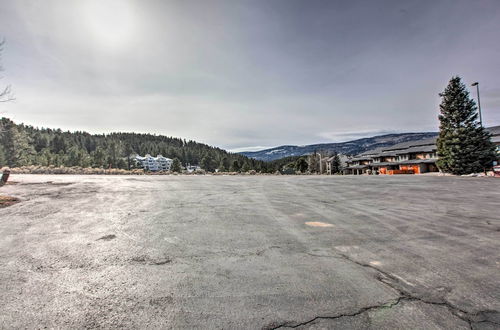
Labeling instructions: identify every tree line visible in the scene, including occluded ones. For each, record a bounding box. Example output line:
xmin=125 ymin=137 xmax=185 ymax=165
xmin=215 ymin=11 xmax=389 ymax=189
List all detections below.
xmin=0 ymin=117 xmax=311 ymax=173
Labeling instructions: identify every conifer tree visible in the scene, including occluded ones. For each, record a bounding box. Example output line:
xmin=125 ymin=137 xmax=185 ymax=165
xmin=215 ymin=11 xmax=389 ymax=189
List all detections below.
xmin=230 ymin=160 xmax=240 ymax=172
xmin=308 ymin=151 xmax=319 ymax=173
xmin=241 ymin=162 xmax=251 ymax=173
xmin=295 ymin=157 xmax=308 ymax=173
xmin=436 ymin=76 xmax=497 ymax=174
xmin=171 ymin=158 xmax=181 ymax=172
xmin=218 ymin=158 xmax=227 ymax=172
xmin=330 ymin=152 xmax=342 ymax=174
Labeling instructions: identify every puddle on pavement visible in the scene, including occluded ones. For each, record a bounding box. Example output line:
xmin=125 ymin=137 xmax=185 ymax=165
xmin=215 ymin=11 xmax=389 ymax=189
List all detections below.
xmin=305 ymin=221 xmax=334 ymax=227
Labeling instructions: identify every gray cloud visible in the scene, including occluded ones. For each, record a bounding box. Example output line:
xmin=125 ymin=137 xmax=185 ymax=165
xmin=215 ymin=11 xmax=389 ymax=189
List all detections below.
xmin=1 ymin=0 xmax=499 ymax=151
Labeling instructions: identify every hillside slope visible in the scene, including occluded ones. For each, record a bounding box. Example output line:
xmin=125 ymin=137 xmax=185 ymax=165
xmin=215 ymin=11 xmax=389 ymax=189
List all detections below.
xmin=0 ymin=117 xmax=264 ymax=171
xmin=239 ymin=132 xmax=438 ymax=161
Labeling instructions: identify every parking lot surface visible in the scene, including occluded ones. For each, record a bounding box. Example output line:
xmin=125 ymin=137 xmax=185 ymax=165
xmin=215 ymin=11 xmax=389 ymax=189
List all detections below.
xmin=0 ymin=174 xmax=499 ymax=329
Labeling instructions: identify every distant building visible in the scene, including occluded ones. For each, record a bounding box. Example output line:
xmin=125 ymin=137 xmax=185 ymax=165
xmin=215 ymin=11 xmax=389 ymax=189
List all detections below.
xmin=490 ymin=125 xmax=500 ymax=154
xmin=344 ymin=125 xmax=500 ymax=175
xmin=325 ymin=155 xmax=348 ymax=174
xmin=135 ymin=154 xmax=173 ymax=171
xmin=186 ymin=164 xmax=201 ymax=173
xmin=344 ymin=137 xmax=440 ymax=175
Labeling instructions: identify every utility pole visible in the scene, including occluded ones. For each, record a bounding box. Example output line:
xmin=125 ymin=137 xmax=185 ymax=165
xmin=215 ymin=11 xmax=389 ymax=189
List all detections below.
xmin=471 ymin=82 xmax=482 ymax=126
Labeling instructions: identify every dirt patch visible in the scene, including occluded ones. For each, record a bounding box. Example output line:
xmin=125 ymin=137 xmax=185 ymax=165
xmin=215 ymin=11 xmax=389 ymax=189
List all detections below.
xmin=305 ymin=221 xmax=334 ymax=227
xmin=149 ymin=296 xmax=174 ymax=306
xmin=0 ymin=196 xmax=20 ymax=208
xmin=20 ymin=181 xmax=73 ymax=186
xmin=130 ymin=255 xmax=172 ymax=265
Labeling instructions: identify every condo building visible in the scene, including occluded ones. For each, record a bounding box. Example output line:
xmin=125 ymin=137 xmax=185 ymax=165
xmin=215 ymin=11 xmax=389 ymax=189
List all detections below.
xmin=134 ymin=154 xmax=173 ymax=172
xmin=344 ymin=125 xmax=500 ymax=175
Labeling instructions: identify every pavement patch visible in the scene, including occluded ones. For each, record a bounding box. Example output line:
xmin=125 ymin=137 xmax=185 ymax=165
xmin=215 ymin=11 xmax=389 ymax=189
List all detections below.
xmin=305 ymin=221 xmax=334 ymax=227
xmin=97 ymin=234 xmax=117 ymax=241
xmin=130 ymin=255 xmax=172 ymax=265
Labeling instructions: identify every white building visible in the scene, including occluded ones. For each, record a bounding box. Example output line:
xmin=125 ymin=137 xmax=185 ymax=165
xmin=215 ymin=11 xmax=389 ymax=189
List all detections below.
xmin=186 ymin=164 xmax=201 ymax=173
xmin=135 ymin=154 xmax=173 ymax=171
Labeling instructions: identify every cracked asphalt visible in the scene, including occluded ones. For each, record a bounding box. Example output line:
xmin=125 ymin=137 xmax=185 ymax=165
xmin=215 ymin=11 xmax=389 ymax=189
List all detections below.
xmin=0 ymin=174 xmax=499 ymax=329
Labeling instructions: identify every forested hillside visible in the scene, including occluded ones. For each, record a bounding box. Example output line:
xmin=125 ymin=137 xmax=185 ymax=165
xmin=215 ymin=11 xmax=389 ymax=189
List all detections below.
xmin=0 ymin=117 xmax=270 ymax=172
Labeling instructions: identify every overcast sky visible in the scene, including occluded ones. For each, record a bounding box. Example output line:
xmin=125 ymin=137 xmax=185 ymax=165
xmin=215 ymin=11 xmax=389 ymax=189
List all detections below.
xmin=1 ymin=0 xmax=499 ymax=151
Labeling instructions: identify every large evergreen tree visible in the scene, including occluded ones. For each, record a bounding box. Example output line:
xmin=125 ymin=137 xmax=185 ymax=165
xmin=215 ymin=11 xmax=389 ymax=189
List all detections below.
xmin=329 ymin=152 xmax=342 ymax=174
xmin=171 ymin=158 xmax=182 ymax=172
xmin=230 ymin=160 xmax=240 ymax=172
xmin=436 ymin=76 xmax=497 ymax=174
xmin=295 ymin=157 xmax=308 ymax=173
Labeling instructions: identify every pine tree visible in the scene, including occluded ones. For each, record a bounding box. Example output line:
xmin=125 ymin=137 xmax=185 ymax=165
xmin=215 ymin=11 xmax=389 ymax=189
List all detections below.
xmin=0 ymin=144 xmax=6 ymax=167
xmin=330 ymin=152 xmax=342 ymax=174
xmin=201 ymin=155 xmax=215 ymax=172
xmin=230 ymin=160 xmax=240 ymax=172
xmin=218 ymin=158 xmax=227 ymax=172
xmin=241 ymin=162 xmax=251 ymax=172
xmin=308 ymin=152 xmax=319 ymax=173
xmin=436 ymin=76 xmax=497 ymax=174
xmin=171 ymin=158 xmax=182 ymax=172
xmin=295 ymin=157 xmax=308 ymax=173
xmin=1 ymin=120 xmax=35 ymax=167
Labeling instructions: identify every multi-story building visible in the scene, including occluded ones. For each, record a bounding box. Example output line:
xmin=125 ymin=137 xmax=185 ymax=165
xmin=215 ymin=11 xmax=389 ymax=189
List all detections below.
xmin=344 ymin=137 xmax=440 ymax=175
xmin=134 ymin=154 xmax=173 ymax=172
xmin=344 ymin=125 xmax=499 ymax=175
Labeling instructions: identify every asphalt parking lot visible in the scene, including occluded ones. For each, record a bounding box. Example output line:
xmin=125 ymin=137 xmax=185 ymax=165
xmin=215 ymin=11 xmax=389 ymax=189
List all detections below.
xmin=0 ymin=174 xmax=499 ymax=329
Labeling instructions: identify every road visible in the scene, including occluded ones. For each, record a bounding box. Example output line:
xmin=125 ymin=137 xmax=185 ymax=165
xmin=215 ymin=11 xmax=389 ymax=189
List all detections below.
xmin=0 ymin=174 xmax=499 ymax=329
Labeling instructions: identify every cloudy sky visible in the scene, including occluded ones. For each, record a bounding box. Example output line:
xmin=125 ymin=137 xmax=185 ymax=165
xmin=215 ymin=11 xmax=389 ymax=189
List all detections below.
xmin=1 ymin=0 xmax=499 ymax=151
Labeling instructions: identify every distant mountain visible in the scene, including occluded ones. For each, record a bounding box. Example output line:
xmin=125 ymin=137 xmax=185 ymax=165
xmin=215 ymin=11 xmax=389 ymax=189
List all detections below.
xmin=239 ymin=132 xmax=438 ymax=161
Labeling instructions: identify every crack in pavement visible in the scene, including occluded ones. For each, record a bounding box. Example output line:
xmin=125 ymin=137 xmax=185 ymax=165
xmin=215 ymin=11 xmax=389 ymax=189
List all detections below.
xmin=265 ymin=252 xmax=500 ymax=329
xmin=337 ymin=253 xmax=500 ymax=328
xmin=264 ymin=297 xmax=405 ymax=329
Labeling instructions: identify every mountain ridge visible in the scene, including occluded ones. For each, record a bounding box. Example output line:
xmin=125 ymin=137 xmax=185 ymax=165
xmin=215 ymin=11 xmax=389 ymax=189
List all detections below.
xmin=239 ymin=132 xmax=438 ymax=161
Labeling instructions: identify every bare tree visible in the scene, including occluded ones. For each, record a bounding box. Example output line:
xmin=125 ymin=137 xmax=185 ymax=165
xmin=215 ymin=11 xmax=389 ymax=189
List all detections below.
xmin=0 ymin=39 xmax=14 ymax=103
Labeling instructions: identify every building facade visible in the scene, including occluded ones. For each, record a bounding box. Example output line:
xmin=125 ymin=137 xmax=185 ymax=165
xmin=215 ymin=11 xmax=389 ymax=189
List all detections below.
xmin=135 ymin=154 xmax=173 ymax=171
xmin=490 ymin=125 xmax=500 ymax=154
xmin=344 ymin=125 xmax=500 ymax=175
xmin=344 ymin=138 xmax=441 ymax=175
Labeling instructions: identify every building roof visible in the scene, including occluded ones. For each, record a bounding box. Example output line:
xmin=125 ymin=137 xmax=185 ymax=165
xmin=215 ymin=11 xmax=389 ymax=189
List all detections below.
xmin=395 ymin=145 xmax=436 ymax=154
xmin=374 ymin=151 xmax=400 ymax=157
xmin=348 ymin=156 xmax=373 ymax=162
xmin=398 ymin=158 xmax=438 ymax=165
xmin=371 ymin=162 xmax=400 ymax=166
xmin=382 ymin=137 xmax=438 ymax=152
xmin=359 ymin=137 xmax=438 ymax=157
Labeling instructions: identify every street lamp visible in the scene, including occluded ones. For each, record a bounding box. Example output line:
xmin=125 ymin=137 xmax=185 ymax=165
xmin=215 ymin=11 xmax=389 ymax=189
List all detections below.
xmin=471 ymin=82 xmax=482 ymax=126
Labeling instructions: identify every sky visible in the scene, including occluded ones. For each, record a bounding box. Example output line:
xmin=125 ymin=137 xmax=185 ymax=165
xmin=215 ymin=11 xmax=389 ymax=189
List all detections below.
xmin=1 ymin=0 xmax=499 ymax=152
